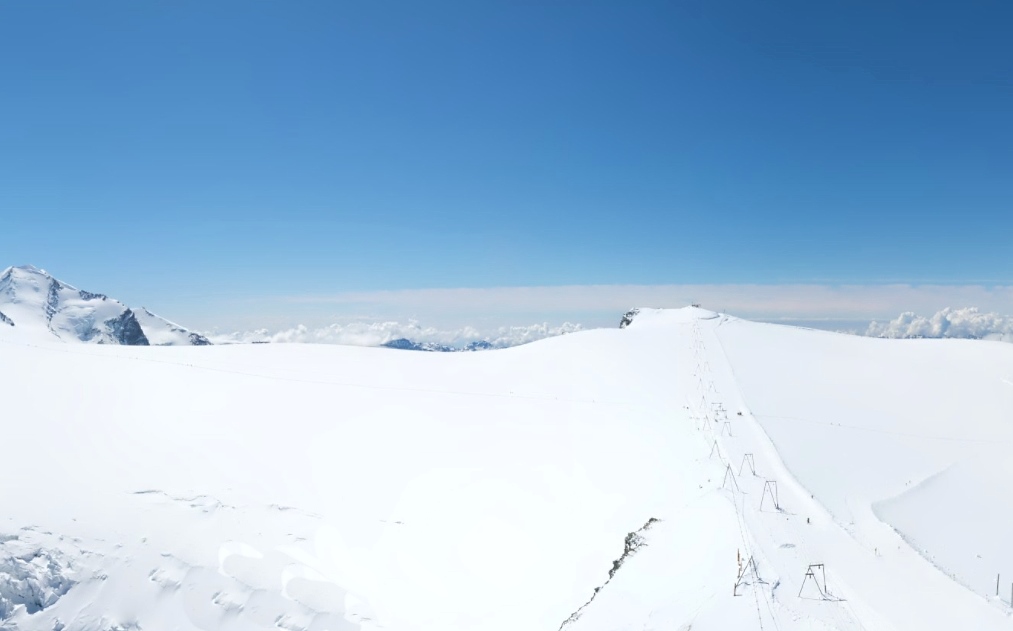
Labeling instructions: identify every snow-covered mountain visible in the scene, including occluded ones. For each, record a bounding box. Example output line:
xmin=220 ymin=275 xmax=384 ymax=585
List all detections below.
xmin=0 ymin=265 xmax=208 ymax=346
xmin=382 ymin=338 xmax=496 ymax=352
xmin=382 ymin=337 xmax=458 ymax=352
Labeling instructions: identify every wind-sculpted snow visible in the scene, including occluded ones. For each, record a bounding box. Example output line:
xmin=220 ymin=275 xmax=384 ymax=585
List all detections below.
xmin=0 ymin=549 xmax=71 ymax=620
xmin=872 ymin=460 xmax=1013 ymax=601
xmin=0 ymin=499 xmax=365 ymax=631
xmin=0 ymin=532 xmax=76 ymax=623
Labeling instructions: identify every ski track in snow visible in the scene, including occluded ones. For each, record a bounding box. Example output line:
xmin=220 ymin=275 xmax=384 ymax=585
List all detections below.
xmin=562 ymin=312 xmax=1013 ymax=631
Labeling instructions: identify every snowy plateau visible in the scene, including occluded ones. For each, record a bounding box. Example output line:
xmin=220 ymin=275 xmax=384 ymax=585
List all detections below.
xmin=0 ymin=265 xmax=210 ymax=346
xmin=0 ymin=303 xmax=1012 ymax=631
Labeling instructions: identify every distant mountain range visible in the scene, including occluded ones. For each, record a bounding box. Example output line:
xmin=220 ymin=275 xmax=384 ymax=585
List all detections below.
xmin=381 ymin=338 xmax=496 ymax=352
xmin=0 ymin=265 xmax=210 ymax=346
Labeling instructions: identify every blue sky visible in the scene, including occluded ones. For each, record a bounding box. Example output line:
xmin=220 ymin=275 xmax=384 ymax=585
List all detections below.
xmin=1 ymin=1 xmax=1011 ymax=331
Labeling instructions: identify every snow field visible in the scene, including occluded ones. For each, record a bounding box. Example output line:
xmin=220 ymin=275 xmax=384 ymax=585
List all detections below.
xmin=0 ymin=307 xmax=1011 ymax=630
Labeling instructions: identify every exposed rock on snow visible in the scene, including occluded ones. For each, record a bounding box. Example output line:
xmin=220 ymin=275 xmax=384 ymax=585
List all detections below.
xmin=609 ymin=518 xmax=659 ymax=580
xmin=102 ymin=309 xmax=149 ymax=346
xmin=618 ymin=308 xmax=639 ymax=329
xmin=559 ymin=517 xmax=660 ymax=630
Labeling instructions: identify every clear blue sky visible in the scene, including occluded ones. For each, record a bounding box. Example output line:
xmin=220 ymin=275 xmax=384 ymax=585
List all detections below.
xmin=1 ymin=1 xmax=1011 ymax=321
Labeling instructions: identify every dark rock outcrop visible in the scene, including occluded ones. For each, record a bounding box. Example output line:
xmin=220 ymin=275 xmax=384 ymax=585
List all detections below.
xmin=105 ymin=309 xmax=150 ymax=346
xmin=619 ymin=308 xmax=640 ymax=329
xmin=382 ymin=338 xmax=456 ymax=352
xmin=188 ymin=332 xmax=212 ymax=346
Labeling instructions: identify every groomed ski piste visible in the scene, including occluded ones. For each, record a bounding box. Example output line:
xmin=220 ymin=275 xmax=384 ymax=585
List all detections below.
xmin=0 ymin=307 xmax=1011 ymax=630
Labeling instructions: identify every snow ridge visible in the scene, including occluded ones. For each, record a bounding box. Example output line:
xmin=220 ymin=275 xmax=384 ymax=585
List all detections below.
xmin=558 ymin=517 xmax=660 ymax=630
xmin=134 ymin=308 xmax=211 ymax=346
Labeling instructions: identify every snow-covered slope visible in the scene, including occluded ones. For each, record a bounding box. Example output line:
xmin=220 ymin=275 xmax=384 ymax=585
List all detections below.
xmin=0 ymin=265 xmax=206 ymax=346
xmin=0 ymin=306 xmax=1009 ymax=631
xmin=133 ymin=307 xmax=211 ymax=346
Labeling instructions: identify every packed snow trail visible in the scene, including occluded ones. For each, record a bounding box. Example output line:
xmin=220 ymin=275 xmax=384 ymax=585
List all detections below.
xmin=698 ymin=312 xmax=1012 ymax=630
xmin=568 ymin=309 xmax=1012 ymax=630
xmin=692 ymin=318 xmax=878 ymax=631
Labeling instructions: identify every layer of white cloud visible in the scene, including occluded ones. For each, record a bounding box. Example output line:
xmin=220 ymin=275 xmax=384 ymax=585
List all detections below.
xmin=866 ymin=307 xmax=1013 ymax=340
xmin=177 ymin=283 xmax=1013 ymax=332
xmin=206 ymin=303 xmax=1013 ymax=348
xmin=208 ymin=320 xmax=583 ymax=348
xmin=280 ymin=283 xmax=1013 ymax=319
xmin=264 ymin=284 xmax=1013 ymax=335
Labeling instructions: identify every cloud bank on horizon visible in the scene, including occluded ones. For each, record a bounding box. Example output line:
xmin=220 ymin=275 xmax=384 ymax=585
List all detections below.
xmin=207 ymin=306 xmax=1013 ymax=350
xmin=274 ymin=283 xmax=1013 ymax=321
xmin=867 ymin=307 xmax=1013 ymax=341
xmin=208 ymin=320 xmax=584 ymax=348
xmin=186 ymin=282 xmax=1013 ymax=334
xmin=193 ymin=284 xmax=1013 ymax=349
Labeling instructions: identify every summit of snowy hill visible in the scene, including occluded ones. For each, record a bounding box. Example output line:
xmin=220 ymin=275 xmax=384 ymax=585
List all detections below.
xmin=0 ymin=265 xmax=207 ymax=346
xmin=619 ymin=306 xmax=721 ymax=329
